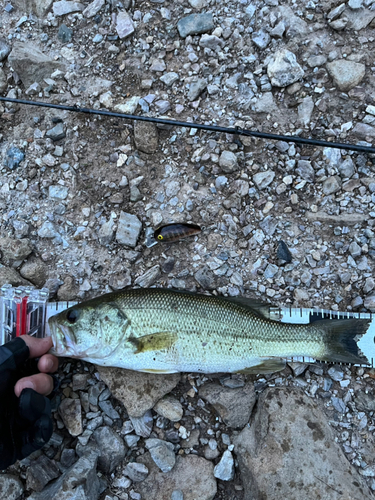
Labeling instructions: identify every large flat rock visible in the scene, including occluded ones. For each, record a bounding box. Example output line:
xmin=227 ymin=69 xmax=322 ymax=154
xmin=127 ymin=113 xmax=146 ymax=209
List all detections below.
xmin=97 ymin=366 xmax=180 ymax=417
xmin=135 ymin=452 xmax=217 ymax=500
xmin=233 ymin=387 xmax=373 ymax=500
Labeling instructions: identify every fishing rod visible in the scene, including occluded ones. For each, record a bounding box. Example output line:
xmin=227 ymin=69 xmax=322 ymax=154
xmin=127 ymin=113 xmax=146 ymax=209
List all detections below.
xmin=1 ymin=96 xmax=375 ymax=154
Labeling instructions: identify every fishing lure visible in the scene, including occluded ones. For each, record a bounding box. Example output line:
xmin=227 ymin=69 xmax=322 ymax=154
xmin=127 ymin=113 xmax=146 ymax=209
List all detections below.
xmin=154 ymin=223 xmax=201 ymax=243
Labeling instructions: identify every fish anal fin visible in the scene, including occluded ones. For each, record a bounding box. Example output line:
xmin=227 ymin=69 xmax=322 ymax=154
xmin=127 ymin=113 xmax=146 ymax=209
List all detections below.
xmin=129 ymin=332 xmax=177 ymax=354
xmin=138 ymin=368 xmax=179 ymax=374
xmin=236 ymin=358 xmax=286 ymax=374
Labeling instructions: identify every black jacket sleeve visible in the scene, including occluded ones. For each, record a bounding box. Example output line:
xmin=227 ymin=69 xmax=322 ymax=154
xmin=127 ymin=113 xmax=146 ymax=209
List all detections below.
xmin=0 ymin=338 xmax=53 ymax=470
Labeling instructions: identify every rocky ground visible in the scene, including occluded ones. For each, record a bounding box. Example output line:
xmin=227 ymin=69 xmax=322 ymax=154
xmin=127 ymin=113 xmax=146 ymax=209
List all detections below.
xmin=1 ymin=0 xmax=375 ymax=498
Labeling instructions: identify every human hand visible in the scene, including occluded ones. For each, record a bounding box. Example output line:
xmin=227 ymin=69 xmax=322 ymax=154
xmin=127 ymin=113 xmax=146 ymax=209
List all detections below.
xmin=0 ymin=336 xmax=59 ymax=470
xmin=14 ymin=336 xmax=59 ymax=397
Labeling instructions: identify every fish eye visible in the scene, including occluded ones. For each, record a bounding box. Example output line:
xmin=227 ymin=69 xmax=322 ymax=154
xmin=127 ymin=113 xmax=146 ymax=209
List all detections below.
xmin=66 ymin=309 xmax=80 ymax=324
xmin=157 ymin=234 xmax=163 ymax=240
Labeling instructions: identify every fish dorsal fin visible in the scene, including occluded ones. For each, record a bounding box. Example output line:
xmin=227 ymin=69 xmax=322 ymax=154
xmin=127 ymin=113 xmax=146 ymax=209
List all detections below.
xmin=128 ymin=332 xmax=178 ymax=354
xmin=223 ymin=296 xmax=274 ymax=319
xmin=236 ymin=358 xmax=286 ymax=374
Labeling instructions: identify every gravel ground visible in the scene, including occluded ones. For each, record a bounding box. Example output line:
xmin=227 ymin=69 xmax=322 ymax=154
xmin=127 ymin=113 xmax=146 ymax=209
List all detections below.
xmin=1 ymin=0 xmax=375 ymax=498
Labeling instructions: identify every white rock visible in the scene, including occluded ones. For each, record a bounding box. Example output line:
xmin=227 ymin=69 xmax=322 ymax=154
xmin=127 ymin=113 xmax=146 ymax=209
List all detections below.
xmin=327 ymin=2 xmax=346 ymax=20
xmin=298 ymin=96 xmax=314 ymax=127
xmin=99 ymin=91 xmax=113 ymax=108
xmin=267 ymin=49 xmax=304 ymax=87
xmin=116 ymin=211 xmax=142 ymax=247
xmin=326 ymin=60 xmax=366 ymax=92
xmin=188 ymin=0 xmax=208 ymax=8
xmin=160 ymin=72 xmax=179 ymax=86
xmin=53 ymin=1 xmax=84 ymax=16
xmin=145 ymin=438 xmax=176 ymax=473
xmin=116 ymin=10 xmax=135 ymax=39
xmin=253 ymin=171 xmax=275 ymax=189
xmin=214 ymin=450 xmax=234 ymax=481
xmin=114 ymin=97 xmax=140 ymax=114
xmin=83 ymin=0 xmax=104 ymax=17
xmin=219 ymin=151 xmax=238 ymax=173
xmin=348 ymin=0 xmax=363 ymax=8
xmin=153 ymin=397 xmax=183 ymax=422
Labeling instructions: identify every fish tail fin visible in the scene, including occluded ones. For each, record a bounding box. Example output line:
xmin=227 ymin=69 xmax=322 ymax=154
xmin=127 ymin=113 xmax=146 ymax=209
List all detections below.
xmin=318 ymin=319 xmax=370 ymax=365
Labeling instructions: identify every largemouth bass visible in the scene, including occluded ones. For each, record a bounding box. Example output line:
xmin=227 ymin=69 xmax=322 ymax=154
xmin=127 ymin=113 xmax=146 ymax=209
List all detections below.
xmin=48 ymin=288 xmax=372 ymax=374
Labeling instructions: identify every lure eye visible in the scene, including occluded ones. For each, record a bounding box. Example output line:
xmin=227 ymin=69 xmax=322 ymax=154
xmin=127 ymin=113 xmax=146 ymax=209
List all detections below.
xmin=66 ymin=309 xmax=79 ymax=324
xmin=157 ymin=234 xmax=163 ymax=240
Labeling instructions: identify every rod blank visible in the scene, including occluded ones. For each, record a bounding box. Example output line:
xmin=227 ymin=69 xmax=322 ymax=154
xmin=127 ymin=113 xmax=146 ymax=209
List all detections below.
xmin=1 ymin=96 xmax=374 ymax=154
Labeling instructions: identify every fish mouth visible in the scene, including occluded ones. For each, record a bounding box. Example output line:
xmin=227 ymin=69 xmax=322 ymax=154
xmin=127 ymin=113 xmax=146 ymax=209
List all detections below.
xmin=48 ymin=316 xmax=80 ymax=357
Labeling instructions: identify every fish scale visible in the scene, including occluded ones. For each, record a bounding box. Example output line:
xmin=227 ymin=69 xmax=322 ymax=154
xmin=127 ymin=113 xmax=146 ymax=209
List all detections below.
xmin=48 ymin=288 xmax=375 ymax=374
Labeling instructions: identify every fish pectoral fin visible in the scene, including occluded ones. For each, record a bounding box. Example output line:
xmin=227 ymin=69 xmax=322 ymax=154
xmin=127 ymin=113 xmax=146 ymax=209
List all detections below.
xmin=128 ymin=332 xmax=178 ymax=354
xmin=236 ymin=358 xmax=286 ymax=374
xmin=224 ymin=296 xmax=274 ymax=319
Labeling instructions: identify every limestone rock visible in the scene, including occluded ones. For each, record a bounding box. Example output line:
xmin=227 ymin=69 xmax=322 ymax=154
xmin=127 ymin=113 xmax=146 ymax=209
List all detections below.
xmin=97 ymin=366 xmax=180 ymax=417
xmin=188 ymin=78 xmax=207 ymax=101
xmin=219 ymin=151 xmax=239 ymax=173
xmin=267 ymin=49 xmax=304 ymax=87
xmin=153 ymin=396 xmax=183 ymax=422
xmin=0 ymin=237 xmax=33 ymax=267
xmin=233 ymin=387 xmax=373 ymax=500
xmin=253 ymin=171 xmax=275 ymax=190
xmin=345 ymin=6 xmax=375 ymax=30
xmin=26 ymin=455 xmax=60 ymax=492
xmin=130 ymin=410 xmax=154 ymax=438
xmin=116 ymin=10 xmax=135 ymax=39
xmin=116 ymin=211 xmax=142 ymax=247
xmin=83 ymin=0 xmax=104 ymax=18
xmin=326 ymin=60 xmax=366 ymax=92
xmin=58 ymin=398 xmax=83 ymax=436
xmin=0 ymin=475 xmax=23 ymax=500
xmin=124 ymin=462 xmax=149 ymax=482
xmin=19 ymin=256 xmax=47 ymax=287
xmin=0 ymin=266 xmax=31 ymax=287
xmin=134 ymin=121 xmax=159 ymax=153
xmin=11 ymin=0 xmax=53 ymax=16
xmin=145 ymin=438 xmax=176 ymax=473
xmin=53 ymin=1 xmax=84 ymax=16
xmin=352 ymin=123 xmax=375 ymax=140
xmin=0 ymin=38 xmax=11 ymax=61
xmin=213 ymin=450 xmax=234 ymax=481
xmin=8 ymin=42 xmax=65 ymax=88
xmin=27 ymin=452 xmax=100 ymax=500
xmin=56 ymin=275 xmax=79 ymax=301
xmin=136 ymin=453 xmax=217 ymax=500
xmin=364 ymin=294 xmax=375 ymax=311
xmin=177 ymin=13 xmax=214 ymax=38
xmin=134 ymin=265 xmax=161 ymax=287
xmin=254 ymin=92 xmax=277 ymax=113
xmin=322 ymin=176 xmax=341 ymax=195
xmin=199 ymin=382 xmax=256 ymax=428
xmin=0 ymin=68 xmax=7 ymax=93
xmin=298 ymin=96 xmax=314 ymax=126
xmin=93 ymin=426 xmax=127 ymax=473
xmin=296 ymin=160 xmax=314 ymax=182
